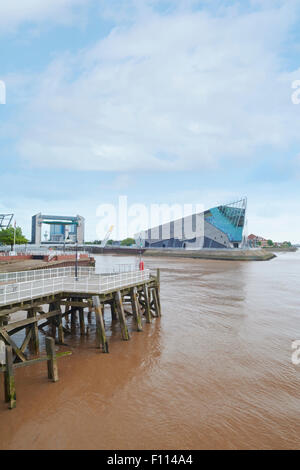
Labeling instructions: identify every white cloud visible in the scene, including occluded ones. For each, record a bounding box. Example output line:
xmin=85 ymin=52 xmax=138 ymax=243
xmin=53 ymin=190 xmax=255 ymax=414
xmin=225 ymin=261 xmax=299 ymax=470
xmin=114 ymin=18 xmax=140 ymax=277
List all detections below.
xmin=14 ymin=0 xmax=300 ymax=173
xmin=0 ymin=0 xmax=89 ymax=32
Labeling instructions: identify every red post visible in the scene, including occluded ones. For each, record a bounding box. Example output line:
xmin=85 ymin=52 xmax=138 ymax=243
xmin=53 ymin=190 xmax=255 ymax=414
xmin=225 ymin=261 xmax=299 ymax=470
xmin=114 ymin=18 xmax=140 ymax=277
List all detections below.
xmin=139 ymin=260 xmax=144 ymax=271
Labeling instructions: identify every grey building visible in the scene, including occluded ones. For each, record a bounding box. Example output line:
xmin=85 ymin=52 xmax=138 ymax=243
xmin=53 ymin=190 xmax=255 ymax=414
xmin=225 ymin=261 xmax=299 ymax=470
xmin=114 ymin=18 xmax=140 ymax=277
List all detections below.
xmin=135 ymin=199 xmax=247 ymax=249
xmin=31 ymin=214 xmax=85 ymax=245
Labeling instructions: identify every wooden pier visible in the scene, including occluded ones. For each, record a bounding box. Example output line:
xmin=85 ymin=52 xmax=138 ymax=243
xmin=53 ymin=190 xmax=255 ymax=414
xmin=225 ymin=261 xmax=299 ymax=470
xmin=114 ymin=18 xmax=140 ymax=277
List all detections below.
xmin=0 ymin=266 xmax=161 ymax=408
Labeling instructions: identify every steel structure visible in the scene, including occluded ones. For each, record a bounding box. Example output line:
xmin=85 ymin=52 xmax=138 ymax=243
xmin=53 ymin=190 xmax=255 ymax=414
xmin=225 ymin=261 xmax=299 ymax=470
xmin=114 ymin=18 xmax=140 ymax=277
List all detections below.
xmin=31 ymin=213 xmax=85 ymax=245
xmin=0 ymin=214 xmax=13 ymax=230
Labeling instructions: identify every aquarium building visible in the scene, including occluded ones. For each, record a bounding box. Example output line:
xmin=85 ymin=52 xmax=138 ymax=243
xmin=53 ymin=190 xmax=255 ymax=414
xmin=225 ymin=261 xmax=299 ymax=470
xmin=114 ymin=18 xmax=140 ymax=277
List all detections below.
xmin=136 ymin=198 xmax=247 ymax=250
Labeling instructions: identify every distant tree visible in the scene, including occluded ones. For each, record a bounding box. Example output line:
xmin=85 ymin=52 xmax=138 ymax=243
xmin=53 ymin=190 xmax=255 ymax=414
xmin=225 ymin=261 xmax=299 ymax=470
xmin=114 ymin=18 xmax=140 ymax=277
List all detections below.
xmin=107 ymin=239 xmax=114 ymax=246
xmin=121 ymin=237 xmax=136 ymax=246
xmin=0 ymin=226 xmax=28 ymax=250
xmin=267 ymin=240 xmax=274 ymax=246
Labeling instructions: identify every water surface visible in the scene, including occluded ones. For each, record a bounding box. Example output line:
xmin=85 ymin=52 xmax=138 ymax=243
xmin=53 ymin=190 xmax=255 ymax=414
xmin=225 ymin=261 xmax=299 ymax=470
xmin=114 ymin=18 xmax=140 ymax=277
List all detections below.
xmin=0 ymin=251 xmax=300 ymax=449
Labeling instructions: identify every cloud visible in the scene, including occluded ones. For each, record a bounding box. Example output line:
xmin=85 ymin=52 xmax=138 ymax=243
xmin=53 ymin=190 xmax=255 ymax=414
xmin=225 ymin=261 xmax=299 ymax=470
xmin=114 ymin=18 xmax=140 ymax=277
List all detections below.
xmin=0 ymin=0 xmax=89 ymax=33
xmin=13 ymin=0 xmax=300 ymax=173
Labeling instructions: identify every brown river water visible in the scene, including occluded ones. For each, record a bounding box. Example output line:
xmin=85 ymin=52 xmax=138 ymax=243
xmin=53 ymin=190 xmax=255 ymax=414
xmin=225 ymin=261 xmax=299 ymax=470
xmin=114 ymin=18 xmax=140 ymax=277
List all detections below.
xmin=0 ymin=251 xmax=300 ymax=450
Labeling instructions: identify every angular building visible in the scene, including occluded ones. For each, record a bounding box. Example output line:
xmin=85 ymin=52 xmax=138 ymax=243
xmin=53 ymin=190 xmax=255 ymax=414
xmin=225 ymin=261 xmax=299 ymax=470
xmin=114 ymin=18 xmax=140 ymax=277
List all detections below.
xmin=31 ymin=214 xmax=85 ymax=245
xmin=136 ymin=198 xmax=247 ymax=249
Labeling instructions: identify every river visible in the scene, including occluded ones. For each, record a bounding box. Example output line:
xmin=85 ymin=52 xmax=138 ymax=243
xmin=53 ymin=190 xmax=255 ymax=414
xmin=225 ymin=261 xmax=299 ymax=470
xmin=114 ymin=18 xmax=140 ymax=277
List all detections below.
xmin=0 ymin=251 xmax=300 ymax=449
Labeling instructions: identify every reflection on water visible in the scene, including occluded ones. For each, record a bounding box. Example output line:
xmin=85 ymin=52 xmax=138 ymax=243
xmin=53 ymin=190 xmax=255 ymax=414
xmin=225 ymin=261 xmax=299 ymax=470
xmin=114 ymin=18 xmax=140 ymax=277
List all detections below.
xmin=1 ymin=252 xmax=300 ymax=449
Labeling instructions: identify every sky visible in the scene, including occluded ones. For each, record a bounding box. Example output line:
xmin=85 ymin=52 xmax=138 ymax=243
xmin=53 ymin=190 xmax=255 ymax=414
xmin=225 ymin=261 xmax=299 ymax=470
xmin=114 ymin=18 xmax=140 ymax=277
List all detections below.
xmin=0 ymin=0 xmax=300 ymax=243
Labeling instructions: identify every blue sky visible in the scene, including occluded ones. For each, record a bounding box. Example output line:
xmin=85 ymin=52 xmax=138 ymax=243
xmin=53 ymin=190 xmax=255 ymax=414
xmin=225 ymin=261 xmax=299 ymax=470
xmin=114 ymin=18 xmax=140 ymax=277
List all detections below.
xmin=1 ymin=0 xmax=300 ymax=242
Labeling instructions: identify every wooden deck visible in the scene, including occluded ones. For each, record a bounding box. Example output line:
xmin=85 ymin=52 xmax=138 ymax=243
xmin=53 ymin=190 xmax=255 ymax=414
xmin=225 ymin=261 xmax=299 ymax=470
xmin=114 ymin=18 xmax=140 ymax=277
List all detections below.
xmin=0 ymin=267 xmax=161 ymax=408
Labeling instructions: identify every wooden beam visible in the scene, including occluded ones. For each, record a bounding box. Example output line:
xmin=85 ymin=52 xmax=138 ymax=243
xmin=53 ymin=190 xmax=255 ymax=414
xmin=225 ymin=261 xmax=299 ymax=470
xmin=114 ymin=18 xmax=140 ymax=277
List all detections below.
xmin=110 ymin=302 xmax=118 ymax=321
xmin=0 ymin=351 xmax=72 ymax=372
xmin=20 ymin=329 xmax=32 ymax=354
xmin=4 ymin=309 xmax=61 ymax=333
xmin=142 ymin=285 xmax=152 ymax=324
xmin=0 ymin=330 xmax=27 ymax=363
xmin=93 ymin=296 xmax=109 ymax=353
xmin=151 ymin=288 xmax=161 ymax=318
xmin=115 ymin=291 xmax=130 ymax=341
xmin=45 ymin=337 xmax=58 ymax=382
xmin=27 ymin=308 xmax=40 ymax=355
xmin=79 ymin=308 xmax=85 ymax=336
xmin=130 ymin=287 xmax=143 ymax=332
xmin=4 ymin=346 xmax=16 ymax=409
xmin=60 ymin=301 xmax=91 ymax=308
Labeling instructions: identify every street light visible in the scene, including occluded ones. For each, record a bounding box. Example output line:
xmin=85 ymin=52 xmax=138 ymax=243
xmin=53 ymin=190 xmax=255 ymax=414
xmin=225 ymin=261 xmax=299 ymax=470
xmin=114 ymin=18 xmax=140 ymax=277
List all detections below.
xmin=75 ymin=238 xmax=78 ymax=281
xmin=64 ymin=233 xmax=70 ymax=254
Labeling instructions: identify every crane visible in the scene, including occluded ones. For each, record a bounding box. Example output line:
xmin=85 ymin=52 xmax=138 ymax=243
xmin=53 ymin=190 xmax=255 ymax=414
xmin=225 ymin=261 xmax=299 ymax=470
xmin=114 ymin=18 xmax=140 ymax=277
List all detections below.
xmin=100 ymin=225 xmax=114 ymax=248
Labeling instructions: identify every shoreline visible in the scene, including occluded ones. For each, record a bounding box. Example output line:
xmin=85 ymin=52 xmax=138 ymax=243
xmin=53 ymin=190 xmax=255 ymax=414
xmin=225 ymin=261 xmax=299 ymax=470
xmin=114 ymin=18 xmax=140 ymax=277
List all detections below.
xmin=143 ymin=248 xmax=277 ymax=261
xmin=0 ymin=257 xmax=95 ymax=273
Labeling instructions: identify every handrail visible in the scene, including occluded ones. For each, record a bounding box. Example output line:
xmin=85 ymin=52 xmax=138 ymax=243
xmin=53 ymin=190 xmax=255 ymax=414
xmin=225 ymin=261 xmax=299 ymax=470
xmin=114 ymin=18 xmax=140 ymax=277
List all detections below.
xmin=0 ymin=270 xmax=150 ymax=307
xmin=0 ymin=264 xmax=140 ymax=285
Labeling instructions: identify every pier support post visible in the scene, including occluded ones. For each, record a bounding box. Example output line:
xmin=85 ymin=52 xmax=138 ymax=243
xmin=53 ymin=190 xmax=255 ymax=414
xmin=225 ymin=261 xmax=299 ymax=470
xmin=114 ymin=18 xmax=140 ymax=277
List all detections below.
xmin=48 ymin=303 xmax=57 ymax=339
xmin=93 ymin=297 xmax=109 ymax=353
xmin=28 ymin=308 xmax=40 ymax=354
xmin=71 ymin=305 xmax=77 ymax=331
xmin=151 ymin=288 xmax=161 ymax=318
xmin=46 ymin=337 xmax=58 ymax=382
xmin=115 ymin=291 xmax=130 ymax=341
xmin=4 ymin=346 xmax=16 ymax=409
xmin=79 ymin=308 xmax=85 ymax=336
xmin=88 ymin=304 xmax=93 ymax=324
xmin=111 ymin=302 xmax=118 ymax=322
xmin=142 ymin=285 xmax=152 ymax=323
xmin=130 ymin=287 xmax=143 ymax=332
xmin=57 ymin=311 xmax=64 ymax=345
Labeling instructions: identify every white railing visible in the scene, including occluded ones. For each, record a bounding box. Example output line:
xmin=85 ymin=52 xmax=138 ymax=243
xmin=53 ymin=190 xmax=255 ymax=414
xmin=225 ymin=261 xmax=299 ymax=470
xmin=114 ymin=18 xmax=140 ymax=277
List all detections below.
xmin=0 ymin=266 xmax=95 ymax=285
xmin=0 ymin=248 xmax=91 ymax=257
xmin=0 ymin=270 xmax=150 ymax=306
xmin=0 ymin=264 xmax=140 ymax=285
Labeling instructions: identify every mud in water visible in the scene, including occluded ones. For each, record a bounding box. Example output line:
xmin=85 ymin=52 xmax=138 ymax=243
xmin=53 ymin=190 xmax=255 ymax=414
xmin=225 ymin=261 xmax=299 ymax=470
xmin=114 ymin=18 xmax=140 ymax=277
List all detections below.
xmin=1 ymin=252 xmax=300 ymax=450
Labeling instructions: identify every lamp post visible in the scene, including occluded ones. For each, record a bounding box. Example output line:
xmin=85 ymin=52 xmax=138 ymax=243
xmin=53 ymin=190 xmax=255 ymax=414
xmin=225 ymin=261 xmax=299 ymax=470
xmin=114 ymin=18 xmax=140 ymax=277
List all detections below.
xmin=64 ymin=233 xmax=70 ymax=254
xmin=75 ymin=238 xmax=78 ymax=281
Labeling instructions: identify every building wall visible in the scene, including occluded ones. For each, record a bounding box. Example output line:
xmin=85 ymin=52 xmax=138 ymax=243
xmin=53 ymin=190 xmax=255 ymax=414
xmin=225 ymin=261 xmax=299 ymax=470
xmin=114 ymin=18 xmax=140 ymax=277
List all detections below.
xmin=31 ymin=214 xmax=85 ymax=244
xmin=135 ymin=200 xmax=246 ymax=250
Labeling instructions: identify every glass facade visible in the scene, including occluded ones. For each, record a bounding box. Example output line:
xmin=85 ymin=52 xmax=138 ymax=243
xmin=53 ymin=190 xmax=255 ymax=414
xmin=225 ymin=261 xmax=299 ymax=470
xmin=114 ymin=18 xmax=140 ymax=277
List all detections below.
xmin=137 ymin=198 xmax=247 ymax=249
xmin=204 ymin=199 xmax=246 ymax=244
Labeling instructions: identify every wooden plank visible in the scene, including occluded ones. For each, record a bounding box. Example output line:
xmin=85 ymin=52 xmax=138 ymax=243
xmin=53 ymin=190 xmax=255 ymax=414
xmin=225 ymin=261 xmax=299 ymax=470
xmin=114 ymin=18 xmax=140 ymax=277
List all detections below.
xmin=57 ymin=312 xmax=64 ymax=345
xmin=0 ymin=351 xmax=72 ymax=372
xmin=79 ymin=308 xmax=85 ymax=336
xmin=27 ymin=308 xmax=40 ymax=355
xmin=142 ymin=285 xmax=152 ymax=324
xmin=4 ymin=346 xmax=16 ymax=409
xmin=0 ymin=330 xmax=27 ymax=363
xmin=115 ymin=291 xmax=130 ymax=341
xmin=152 ymin=288 xmax=161 ymax=318
xmin=20 ymin=329 xmax=32 ymax=354
xmin=4 ymin=309 xmax=61 ymax=333
xmin=130 ymin=287 xmax=143 ymax=332
xmin=93 ymin=296 xmax=109 ymax=353
xmin=45 ymin=337 xmax=58 ymax=382
xmin=110 ymin=302 xmax=118 ymax=321
xmin=60 ymin=301 xmax=90 ymax=308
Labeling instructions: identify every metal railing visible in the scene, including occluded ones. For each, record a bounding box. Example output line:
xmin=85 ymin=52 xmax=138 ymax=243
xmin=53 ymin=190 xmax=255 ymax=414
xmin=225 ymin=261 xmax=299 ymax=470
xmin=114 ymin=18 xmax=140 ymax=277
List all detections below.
xmin=0 ymin=270 xmax=150 ymax=306
xmin=0 ymin=264 xmax=140 ymax=285
xmin=0 ymin=266 xmax=95 ymax=285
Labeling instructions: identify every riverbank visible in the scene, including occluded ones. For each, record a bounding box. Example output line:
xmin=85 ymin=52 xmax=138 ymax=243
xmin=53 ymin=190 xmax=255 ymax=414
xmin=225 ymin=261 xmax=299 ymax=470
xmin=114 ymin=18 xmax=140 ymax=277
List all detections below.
xmin=0 ymin=257 xmax=95 ymax=273
xmin=263 ymin=246 xmax=298 ymax=253
xmin=144 ymin=248 xmax=276 ymax=261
